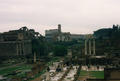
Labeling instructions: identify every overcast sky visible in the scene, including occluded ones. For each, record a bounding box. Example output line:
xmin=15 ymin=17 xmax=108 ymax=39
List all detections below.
xmin=0 ymin=0 xmax=120 ymax=35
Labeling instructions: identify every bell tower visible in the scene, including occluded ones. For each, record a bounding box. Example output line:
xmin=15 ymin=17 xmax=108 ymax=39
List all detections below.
xmin=58 ymin=24 xmax=61 ymax=33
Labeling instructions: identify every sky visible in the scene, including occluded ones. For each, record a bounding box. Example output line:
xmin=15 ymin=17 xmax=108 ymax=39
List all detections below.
xmin=0 ymin=0 xmax=120 ymax=35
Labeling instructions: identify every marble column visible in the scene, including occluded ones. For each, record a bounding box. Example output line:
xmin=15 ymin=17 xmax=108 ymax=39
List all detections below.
xmin=85 ymin=40 xmax=87 ymax=55
xmin=34 ymin=52 xmax=36 ymax=63
xmin=89 ymin=40 xmax=91 ymax=55
xmin=93 ymin=39 xmax=96 ymax=55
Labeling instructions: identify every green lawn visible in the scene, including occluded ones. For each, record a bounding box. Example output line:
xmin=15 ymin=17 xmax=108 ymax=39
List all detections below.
xmin=79 ymin=70 xmax=104 ymax=79
xmin=79 ymin=70 xmax=88 ymax=76
xmin=0 ymin=57 xmax=60 ymax=80
xmin=90 ymin=71 xmax=104 ymax=79
xmin=0 ymin=64 xmax=32 ymax=75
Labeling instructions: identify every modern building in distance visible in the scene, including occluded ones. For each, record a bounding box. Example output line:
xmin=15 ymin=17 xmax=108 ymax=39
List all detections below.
xmin=0 ymin=27 xmax=39 ymax=57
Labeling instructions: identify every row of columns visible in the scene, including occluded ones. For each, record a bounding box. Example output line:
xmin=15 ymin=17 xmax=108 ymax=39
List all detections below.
xmin=85 ymin=39 xmax=96 ymax=55
xmin=16 ymin=41 xmax=24 ymax=56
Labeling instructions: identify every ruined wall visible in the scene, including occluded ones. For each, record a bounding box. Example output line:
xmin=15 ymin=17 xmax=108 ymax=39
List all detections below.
xmin=0 ymin=42 xmax=17 ymax=57
xmin=23 ymin=40 xmax=32 ymax=55
xmin=0 ymin=27 xmax=39 ymax=58
xmin=0 ymin=41 xmax=32 ymax=57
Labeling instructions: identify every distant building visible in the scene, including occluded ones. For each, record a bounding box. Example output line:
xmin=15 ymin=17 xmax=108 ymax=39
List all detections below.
xmin=45 ymin=24 xmax=71 ymax=42
xmin=45 ymin=24 xmax=61 ymax=41
xmin=94 ymin=24 xmax=120 ymax=39
xmin=0 ymin=27 xmax=38 ymax=57
xmin=45 ymin=25 xmax=93 ymax=41
xmin=57 ymin=32 xmax=71 ymax=41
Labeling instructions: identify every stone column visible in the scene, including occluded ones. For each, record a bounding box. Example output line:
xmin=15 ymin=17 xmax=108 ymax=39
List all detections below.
xmin=93 ymin=39 xmax=96 ymax=55
xmin=46 ymin=72 xmax=50 ymax=81
xmin=34 ymin=52 xmax=36 ymax=63
xmin=16 ymin=43 xmax=19 ymax=56
xmin=22 ymin=41 xmax=25 ymax=55
xmin=89 ymin=40 xmax=91 ymax=55
xmin=85 ymin=39 xmax=87 ymax=55
xmin=19 ymin=43 xmax=22 ymax=55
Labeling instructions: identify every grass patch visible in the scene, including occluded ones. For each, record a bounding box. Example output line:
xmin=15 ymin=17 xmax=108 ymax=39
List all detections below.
xmin=79 ymin=70 xmax=104 ymax=79
xmin=28 ymin=69 xmax=46 ymax=81
xmin=0 ymin=57 xmax=60 ymax=80
xmin=79 ymin=70 xmax=88 ymax=76
xmin=0 ymin=64 xmax=32 ymax=75
xmin=90 ymin=71 xmax=104 ymax=79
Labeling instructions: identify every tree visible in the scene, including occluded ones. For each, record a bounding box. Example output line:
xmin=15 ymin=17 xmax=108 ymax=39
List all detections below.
xmin=53 ymin=45 xmax=67 ymax=56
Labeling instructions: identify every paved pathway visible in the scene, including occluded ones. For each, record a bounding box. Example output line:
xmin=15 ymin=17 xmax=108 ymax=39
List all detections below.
xmin=81 ymin=66 xmax=104 ymax=71
xmin=63 ymin=66 xmax=79 ymax=81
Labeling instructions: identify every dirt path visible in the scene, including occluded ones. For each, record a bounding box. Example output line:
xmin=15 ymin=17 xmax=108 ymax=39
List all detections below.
xmin=0 ymin=62 xmax=26 ymax=70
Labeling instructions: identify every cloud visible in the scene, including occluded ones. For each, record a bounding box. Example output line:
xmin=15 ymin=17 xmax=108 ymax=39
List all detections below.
xmin=0 ymin=0 xmax=120 ymax=35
